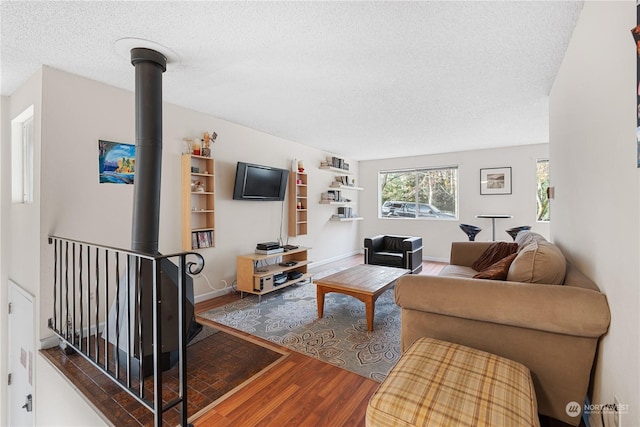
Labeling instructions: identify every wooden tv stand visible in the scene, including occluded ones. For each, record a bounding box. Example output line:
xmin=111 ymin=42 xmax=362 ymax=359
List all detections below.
xmin=236 ymin=247 xmax=311 ymax=300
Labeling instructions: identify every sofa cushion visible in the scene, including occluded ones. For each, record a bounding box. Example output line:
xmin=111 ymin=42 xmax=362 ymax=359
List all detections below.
xmin=471 ymin=242 xmax=518 ymax=271
xmin=507 ymin=239 xmax=566 ymax=285
xmin=515 ymin=231 xmax=547 ymax=250
xmin=370 ymin=252 xmax=404 ymax=268
xmin=473 ymin=253 xmax=518 ymax=280
xmin=383 ymin=236 xmax=405 ymax=253
xmin=439 ymin=264 xmax=477 ymax=278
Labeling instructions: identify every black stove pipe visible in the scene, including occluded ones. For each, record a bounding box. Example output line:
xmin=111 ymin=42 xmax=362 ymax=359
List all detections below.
xmin=131 ymin=48 xmax=166 ymax=254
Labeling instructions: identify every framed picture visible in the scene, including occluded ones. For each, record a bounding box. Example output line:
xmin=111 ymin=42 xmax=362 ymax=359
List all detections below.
xmin=480 ymin=167 xmax=512 ymax=195
xmin=98 ymin=140 xmax=135 ymax=184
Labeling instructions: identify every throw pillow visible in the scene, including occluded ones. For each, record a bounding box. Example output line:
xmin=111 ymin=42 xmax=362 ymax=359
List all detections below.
xmin=471 ymin=242 xmax=519 ymax=271
xmin=473 ymin=253 xmax=518 ymax=280
xmin=507 ymin=240 xmax=566 ymax=285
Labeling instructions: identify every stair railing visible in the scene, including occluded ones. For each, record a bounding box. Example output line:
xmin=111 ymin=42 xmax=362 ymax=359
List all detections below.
xmin=47 ymin=235 xmax=204 ymax=427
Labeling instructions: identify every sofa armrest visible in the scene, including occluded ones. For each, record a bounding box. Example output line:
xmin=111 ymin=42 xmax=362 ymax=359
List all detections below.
xmin=449 ymin=242 xmax=494 ymax=267
xmin=402 ymin=236 xmax=422 ymax=252
xmin=395 ymin=275 xmax=610 ymax=338
xmin=365 ymin=235 xmax=384 ymax=252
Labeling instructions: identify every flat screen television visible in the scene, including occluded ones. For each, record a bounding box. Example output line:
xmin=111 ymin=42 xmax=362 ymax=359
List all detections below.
xmin=232 ymin=162 xmax=289 ymax=201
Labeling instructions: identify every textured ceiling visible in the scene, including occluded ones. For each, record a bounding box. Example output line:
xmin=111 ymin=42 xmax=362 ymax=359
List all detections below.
xmin=0 ymin=1 xmax=583 ymax=161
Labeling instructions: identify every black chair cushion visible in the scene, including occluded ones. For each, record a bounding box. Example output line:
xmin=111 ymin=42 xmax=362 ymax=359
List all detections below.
xmin=383 ymin=236 xmax=406 ymax=253
xmin=370 ymin=252 xmax=404 ymax=267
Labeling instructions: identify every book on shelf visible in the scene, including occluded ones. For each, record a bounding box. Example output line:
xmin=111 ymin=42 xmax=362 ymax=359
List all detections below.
xmin=193 ymin=230 xmax=213 ymax=249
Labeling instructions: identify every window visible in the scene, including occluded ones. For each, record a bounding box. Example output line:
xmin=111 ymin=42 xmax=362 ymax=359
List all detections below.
xmin=11 ymin=106 xmax=34 ymax=204
xmin=379 ymin=167 xmax=458 ymax=219
xmin=536 ymin=159 xmax=550 ymax=222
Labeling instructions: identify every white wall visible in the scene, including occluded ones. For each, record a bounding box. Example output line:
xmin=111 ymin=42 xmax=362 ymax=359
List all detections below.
xmin=0 ymin=95 xmax=10 ymax=427
xmin=550 ymin=1 xmax=639 ymax=424
xmin=37 ymin=67 xmax=360 ymax=308
xmin=0 ymin=65 xmax=363 ymax=426
xmin=36 ymin=356 xmax=107 ymax=426
xmin=359 ymin=144 xmax=550 ymax=261
xmin=1 ymin=71 xmax=43 ymax=427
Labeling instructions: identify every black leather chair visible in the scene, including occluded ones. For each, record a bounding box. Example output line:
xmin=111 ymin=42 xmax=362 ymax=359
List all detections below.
xmin=364 ymin=235 xmax=423 ymax=274
xmin=459 ymin=224 xmax=482 ymax=241
xmin=506 ymin=225 xmax=532 ymax=241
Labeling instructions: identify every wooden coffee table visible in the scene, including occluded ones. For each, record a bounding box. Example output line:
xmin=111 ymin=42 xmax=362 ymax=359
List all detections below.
xmin=315 ymin=264 xmax=410 ymax=331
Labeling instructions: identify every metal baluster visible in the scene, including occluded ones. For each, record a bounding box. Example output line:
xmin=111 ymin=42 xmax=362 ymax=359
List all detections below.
xmin=86 ymin=245 xmax=92 ymax=358
xmin=104 ymin=250 xmax=110 ymax=372
xmin=152 ymin=259 xmax=163 ymax=427
xmin=115 ymin=252 xmax=120 ymax=380
xmin=137 ymin=256 xmax=144 ymax=399
xmin=72 ymin=243 xmax=77 ymax=345
xmin=65 ymin=242 xmax=69 ymax=340
xmin=178 ymin=255 xmax=188 ymax=426
xmin=79 ymin=244 xmax=84 ymax=352
xmin=53 ymin=238 xmax=58 ymax=332
xmin=126 ymin=254 xmax=132 ymax=389
xmin=94 ymin=247 xmax=100 ymax=364
xmin=59 ymin=240 xmax=63 ymax=336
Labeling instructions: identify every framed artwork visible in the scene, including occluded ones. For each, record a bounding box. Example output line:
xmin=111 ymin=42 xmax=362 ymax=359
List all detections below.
xmin=480 ymin=167 xmax=512 ymax=195
xmin=632 ymin=6 xmax=640 ymax=167
xmin=98 ymin=140 xmax=135 ymax=184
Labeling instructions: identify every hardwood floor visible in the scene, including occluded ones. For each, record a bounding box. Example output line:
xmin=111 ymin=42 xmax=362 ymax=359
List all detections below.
xmin=193 ymin=256 xmax=444 ymax=427
xmin=194 ymin=256 xmax=580 ymax=427
xmin=44 ymin=255 xmax=579 ymax=426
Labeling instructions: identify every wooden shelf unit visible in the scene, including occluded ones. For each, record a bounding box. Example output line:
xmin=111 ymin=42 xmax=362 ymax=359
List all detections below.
xmin=236 ymin=247 xmax=311 ymax=298
xmin=288 ymin=171 xmax=308 ymax=236
xmin=181 ymin=154 xmax=215 ymax=250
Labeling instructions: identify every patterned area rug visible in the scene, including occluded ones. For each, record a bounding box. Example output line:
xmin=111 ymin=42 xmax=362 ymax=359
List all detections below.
xmin=198 ymin=273 xmax=401 ymax=382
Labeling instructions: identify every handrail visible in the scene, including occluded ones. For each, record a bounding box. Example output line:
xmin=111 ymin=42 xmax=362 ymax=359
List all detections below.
xmin=47 ymin=235 xmax=204 ymax=427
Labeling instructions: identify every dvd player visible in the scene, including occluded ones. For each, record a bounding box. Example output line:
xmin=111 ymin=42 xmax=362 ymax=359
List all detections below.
xmin=255 ymin=247 xmax=284 ymax=255
xmin=257 ymin=241 xmax=280 ymax=250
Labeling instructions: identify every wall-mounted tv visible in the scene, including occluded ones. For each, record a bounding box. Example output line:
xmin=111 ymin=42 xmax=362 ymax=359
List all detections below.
xmin=232 ymin=162 xmax=289 ymax=201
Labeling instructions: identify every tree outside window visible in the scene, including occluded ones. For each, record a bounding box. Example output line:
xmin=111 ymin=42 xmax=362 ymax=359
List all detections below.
xmin=379 ymin=167 xmax=458 ymax=219
xmin=536 ymin=159 xmax=550 ymax=222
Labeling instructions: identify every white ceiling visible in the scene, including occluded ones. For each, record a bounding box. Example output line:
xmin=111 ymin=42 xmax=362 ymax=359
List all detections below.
xmin=0 ymin=1 xmax=583 ymax=161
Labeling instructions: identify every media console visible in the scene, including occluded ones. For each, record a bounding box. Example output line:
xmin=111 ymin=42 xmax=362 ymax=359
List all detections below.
xmin=236 ymin=247 xmax=311 ymax=301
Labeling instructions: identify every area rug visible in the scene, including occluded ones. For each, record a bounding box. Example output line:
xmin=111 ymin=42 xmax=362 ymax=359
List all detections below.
xmin=198 ymin=275 xmax=401 ymax=382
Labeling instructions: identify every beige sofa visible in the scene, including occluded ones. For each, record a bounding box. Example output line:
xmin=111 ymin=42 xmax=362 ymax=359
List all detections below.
xmin=395 ymin=232 xmax=611 ymax=425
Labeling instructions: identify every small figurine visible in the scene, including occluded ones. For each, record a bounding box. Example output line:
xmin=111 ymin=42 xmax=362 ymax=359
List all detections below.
xmin=201 ymin=131 xmax=217 ymax=157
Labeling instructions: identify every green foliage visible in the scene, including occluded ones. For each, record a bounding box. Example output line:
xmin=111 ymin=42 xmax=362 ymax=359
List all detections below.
xmin=380 ymin=168 xmax=457 ymax=216
xmin=536 ymin=160 xmax=550 ymax=221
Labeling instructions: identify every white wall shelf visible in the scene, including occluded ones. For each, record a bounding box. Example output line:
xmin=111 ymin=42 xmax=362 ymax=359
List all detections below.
xmin=319 ymin=165 xmax=353 ymax=174
xmin=330 ymin=216 xmax=363 ymax=222
xmin=328 ymin=184 xmax=363 ymax=191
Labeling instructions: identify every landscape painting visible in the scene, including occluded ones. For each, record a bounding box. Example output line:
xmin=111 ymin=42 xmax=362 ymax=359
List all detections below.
xmin=480 ymin=167 xmax=512 ymax=195
xmin=98 ymin=140 xmax=135 ymax=184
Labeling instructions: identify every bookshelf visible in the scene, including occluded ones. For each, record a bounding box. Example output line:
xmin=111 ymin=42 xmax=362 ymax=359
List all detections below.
xmin=288 ymin=171 xmax=308 ymax=236
xmin=181 ymin=154 xmax=215 ymax=250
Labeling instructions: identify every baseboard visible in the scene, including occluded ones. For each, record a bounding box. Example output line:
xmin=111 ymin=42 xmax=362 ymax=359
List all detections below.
xmin=194 ymin=287 xmax=234 ymax=304
xmin=308 ymin=250 xmax=362 ymax=269
xmin=423 ymin=255 xmax=449 ymax=263
xmin=40 ymin=322 xmax=105 ymax=350
xmin=41 ymin=335 xmax=61 ymax=350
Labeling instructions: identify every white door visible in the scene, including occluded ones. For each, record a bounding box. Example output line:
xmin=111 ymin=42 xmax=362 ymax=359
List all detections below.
xmin=8 ymin=280 xmax=35 ymax=427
